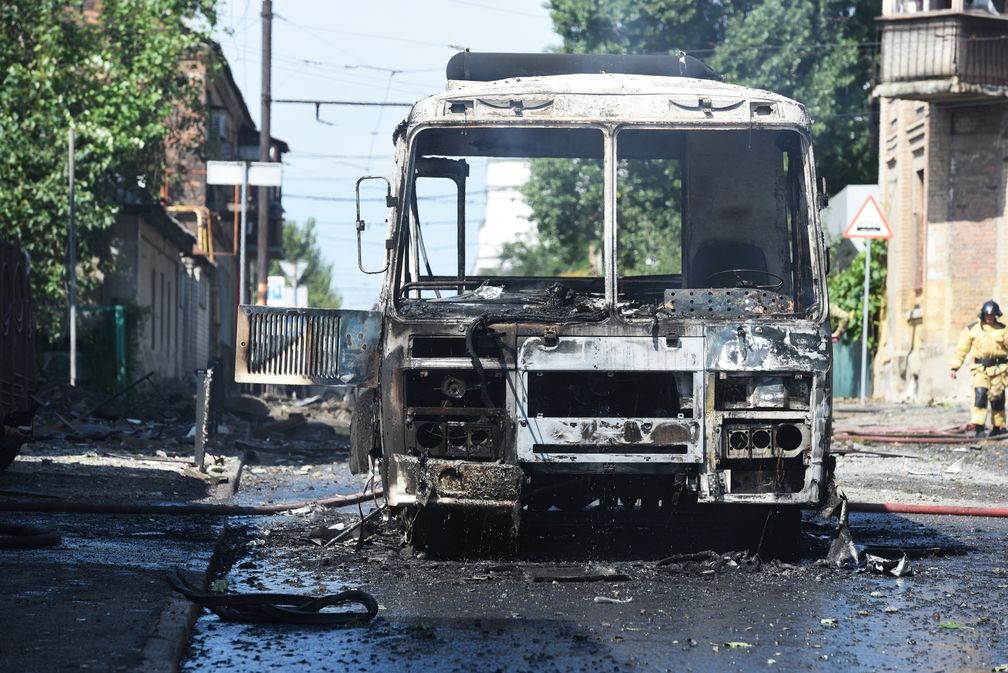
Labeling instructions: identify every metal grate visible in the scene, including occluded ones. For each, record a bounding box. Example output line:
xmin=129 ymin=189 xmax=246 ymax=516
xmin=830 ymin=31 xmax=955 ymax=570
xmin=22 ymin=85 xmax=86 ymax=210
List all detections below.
xmin=236 ymin=306 xmax=380 ymax=385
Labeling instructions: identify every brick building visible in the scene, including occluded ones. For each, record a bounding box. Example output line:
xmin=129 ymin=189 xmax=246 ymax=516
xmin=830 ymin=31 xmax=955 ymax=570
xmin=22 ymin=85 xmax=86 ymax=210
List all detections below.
xmin=873 ymin=0 xmax=1008 ymax=402
xmin=103 ymin=44 xmax=286 ymax=385
xmin=103 ymin=204 xmax=215 ymax=381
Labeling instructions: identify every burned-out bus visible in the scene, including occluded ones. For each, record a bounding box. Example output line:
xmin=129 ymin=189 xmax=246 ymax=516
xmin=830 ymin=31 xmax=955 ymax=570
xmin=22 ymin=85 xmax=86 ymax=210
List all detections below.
xmin=236 ymin=52 xmax=834 ymax=546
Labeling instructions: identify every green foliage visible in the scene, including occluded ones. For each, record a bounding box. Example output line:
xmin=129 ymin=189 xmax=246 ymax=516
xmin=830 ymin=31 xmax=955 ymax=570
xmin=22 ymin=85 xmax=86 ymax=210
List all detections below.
xmin=706 ymin=0 xmax=879 ymax=190
xmin=614 ymin=158 xmax=682 ymax=274
xmin=827 ymin=240 xmax=887 ymax=352
xmin=0 ymin=1 xmax=217 ymax=342
xmin=497 ymin=234 xmax=576 ymax=277
xmin=507 ymin=156 xmax=682 ymax=276
xmin=512 ymin=0 xmax=879 ymax=272
xmin=270 ymin=219 xmax=342 ymax=308
xmin=512 ymin=159 xmax=603 ymax=275
xmin=546 ymin=0 xmax=738 ymax=54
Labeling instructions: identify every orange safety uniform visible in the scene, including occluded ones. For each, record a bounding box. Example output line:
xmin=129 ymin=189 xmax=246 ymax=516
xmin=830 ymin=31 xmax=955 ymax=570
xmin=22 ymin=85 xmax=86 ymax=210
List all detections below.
xmin=949 ymin=320 xmax=1008 ymax=428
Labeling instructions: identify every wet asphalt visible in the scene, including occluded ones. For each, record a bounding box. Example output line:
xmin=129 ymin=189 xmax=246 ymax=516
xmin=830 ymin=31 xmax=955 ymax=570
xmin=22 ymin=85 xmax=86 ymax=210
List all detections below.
xmin=182 ymin=455 xmax=1008 ymax=673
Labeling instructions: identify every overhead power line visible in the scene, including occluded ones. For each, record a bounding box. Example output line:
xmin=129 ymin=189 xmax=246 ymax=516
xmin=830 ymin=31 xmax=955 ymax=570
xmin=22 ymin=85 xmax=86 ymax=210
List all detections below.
xmin=445 ymin=0 xmax=546 ymax=18
xmin=274 ymin=98 xmax=413 ymax=107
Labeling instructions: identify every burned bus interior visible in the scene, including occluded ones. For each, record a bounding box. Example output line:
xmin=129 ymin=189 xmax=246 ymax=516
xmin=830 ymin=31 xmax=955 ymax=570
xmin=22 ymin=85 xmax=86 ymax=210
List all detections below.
xmin=394 ymin=125 xmax=817 ymax=321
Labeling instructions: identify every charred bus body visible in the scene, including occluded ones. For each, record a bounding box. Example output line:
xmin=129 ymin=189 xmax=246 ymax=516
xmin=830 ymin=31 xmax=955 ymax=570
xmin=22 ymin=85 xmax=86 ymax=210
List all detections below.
xmin=236 ymin=53 xmax=834 ymax=543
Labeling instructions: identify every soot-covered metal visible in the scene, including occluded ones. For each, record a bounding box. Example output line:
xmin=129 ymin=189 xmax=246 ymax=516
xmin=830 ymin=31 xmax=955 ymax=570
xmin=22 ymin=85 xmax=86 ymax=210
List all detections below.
xmin=235 ymin=52 xmax=835 ymax=549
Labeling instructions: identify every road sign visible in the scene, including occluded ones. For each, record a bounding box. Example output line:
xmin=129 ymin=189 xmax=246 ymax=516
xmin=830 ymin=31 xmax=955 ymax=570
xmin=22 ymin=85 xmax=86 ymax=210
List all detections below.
xmin=266 ymin=276 xmax=285 ymax=306
xmin=204 ymin=161 xmax=283 ymax=304
xmin=844 ymin=195 xmax=892 ymax=240
xmin=279 ymin=260 xmax=307 ymax=285
xmin=205 ymin=161 xmax=244 ymax=185
xmin=206 ymin=161 xmax=282 ymax=186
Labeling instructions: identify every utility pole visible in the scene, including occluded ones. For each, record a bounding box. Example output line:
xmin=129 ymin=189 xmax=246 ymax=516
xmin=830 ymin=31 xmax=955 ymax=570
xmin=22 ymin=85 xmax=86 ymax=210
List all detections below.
xmin=255 ymin=0 xmax=272 ymax=305
xmin=68 ymin=125 xmax=78 ymax=386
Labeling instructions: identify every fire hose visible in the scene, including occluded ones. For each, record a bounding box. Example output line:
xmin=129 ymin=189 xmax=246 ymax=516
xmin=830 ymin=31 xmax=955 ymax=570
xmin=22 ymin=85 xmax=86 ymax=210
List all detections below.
xmin=167 ymin=569 xmax=378 ymax=626
xmin=0 ymin=488 xmax=382 ymax=549
xmin=848 ymin=502 xmax=1008 ymax=518
xmin=0 ymin=488 xmax=382 ymax=517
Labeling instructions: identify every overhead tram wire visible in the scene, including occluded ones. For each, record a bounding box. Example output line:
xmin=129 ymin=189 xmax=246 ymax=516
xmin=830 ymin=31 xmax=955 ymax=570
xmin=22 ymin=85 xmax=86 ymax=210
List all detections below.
xmin=273 ymin=98 xmax=412 ymax=107
xmin=275 ymin=15 xmax=464 ymax=51
xmin=445 ymin=0 xmax=546 ymax=17
xmin=271 ymin=97 xmax=412 ymax=130
xmin=221 ymin=48 xmax=436 ymax=97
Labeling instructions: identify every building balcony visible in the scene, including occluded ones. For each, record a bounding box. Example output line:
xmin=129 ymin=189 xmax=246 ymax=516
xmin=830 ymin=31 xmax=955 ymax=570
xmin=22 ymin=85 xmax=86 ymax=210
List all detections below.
xmin=875 ymin=7 xmax=1008 ymax=100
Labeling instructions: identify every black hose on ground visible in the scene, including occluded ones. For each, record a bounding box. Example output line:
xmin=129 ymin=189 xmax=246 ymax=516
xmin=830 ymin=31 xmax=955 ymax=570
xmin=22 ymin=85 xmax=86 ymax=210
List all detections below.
xmin=0 ymin=488 xmax=383 ymax=517
xmin=0 ymin=522 xmax=61 ymax=549
xmin=167 ymin=569 xmax=378 ymax=626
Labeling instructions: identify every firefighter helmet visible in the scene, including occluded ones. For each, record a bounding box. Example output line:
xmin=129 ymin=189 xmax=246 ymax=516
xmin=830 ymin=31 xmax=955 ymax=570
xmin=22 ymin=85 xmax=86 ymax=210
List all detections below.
xmin=979 ymin=299 xmax=1002 ymax=319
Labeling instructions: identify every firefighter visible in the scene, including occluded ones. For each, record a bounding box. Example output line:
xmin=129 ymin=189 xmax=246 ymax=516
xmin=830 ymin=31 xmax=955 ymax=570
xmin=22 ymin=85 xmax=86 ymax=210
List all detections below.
xmin=949 ymin=299 xmax=1008 ymax=437
xmin=830 ymin=302 xmax=852 ymax=342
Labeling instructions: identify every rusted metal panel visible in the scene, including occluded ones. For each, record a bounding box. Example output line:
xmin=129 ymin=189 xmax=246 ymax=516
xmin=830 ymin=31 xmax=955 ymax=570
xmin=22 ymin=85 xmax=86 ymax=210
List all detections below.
xmin=706 ymin=324 xmax=829 ymax=371
xmin=664 ymin=289 xmax=794 ymax=317
xmin=0 ymin=243 xmax=36 ymax=418
xmin=386 ymin=454 xmax=522 ymax=509
xmin=425 ymin=76 xmax=812 ymax=128
xmin=518 ymin=335 xmax=703 ymax=371
xmin=515 ymin=336 xmax=705 ymax=464
xmin=235 ymin=306 xmax=381 ymax=385
xmin=519 ymin=418 xmax=703 ymax=464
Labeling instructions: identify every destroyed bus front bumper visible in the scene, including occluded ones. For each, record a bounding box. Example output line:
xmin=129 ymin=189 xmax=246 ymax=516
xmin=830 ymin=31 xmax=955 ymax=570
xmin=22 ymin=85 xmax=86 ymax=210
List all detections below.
xmin=385 ymin=325 xmax=832 ymax=511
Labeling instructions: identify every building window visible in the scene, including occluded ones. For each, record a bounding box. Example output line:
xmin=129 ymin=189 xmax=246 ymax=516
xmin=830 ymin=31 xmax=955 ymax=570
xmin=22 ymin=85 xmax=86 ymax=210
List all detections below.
xmin=211 ymin=110 xmax=227 ymax=140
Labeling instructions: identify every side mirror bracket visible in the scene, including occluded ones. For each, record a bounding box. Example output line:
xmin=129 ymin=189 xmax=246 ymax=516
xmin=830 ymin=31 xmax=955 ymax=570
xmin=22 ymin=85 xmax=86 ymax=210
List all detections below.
xmin=818 ymin=176 xmax=829 ymax=211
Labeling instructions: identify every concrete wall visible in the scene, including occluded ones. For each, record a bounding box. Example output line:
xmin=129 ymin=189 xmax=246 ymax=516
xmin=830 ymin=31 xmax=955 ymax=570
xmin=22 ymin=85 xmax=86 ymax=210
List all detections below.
xmin=106 ymin=211 xmax=215 ymax=384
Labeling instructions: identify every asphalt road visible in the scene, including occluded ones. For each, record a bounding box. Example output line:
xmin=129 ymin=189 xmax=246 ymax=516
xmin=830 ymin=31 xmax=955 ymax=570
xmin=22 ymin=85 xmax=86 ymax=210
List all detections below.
xmin=182 ymin=431 xmax=1008 ymax=673
xmin=4 ymin=400 xmax=1006 ymax=673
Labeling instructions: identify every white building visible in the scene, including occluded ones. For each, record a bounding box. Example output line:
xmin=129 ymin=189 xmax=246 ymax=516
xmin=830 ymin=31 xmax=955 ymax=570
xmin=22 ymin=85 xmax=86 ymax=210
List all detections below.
xmin=472 ymin=160 xmax=536 ymax=274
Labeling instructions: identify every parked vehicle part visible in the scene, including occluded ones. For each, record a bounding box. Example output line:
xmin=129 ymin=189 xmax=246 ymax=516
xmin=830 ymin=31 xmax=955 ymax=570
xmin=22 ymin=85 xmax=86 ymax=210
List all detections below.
xmin=234 ymin=52 xmax=834 ymax=548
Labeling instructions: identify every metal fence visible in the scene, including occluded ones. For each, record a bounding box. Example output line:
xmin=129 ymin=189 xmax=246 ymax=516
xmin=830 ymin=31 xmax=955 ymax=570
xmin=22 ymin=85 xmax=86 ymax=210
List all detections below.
xmin=0 ymin=243 xmax=37 ymax=418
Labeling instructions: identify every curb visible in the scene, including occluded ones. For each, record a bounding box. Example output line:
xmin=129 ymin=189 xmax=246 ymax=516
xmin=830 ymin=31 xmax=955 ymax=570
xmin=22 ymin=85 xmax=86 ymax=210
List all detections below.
xmin=140 ymin=455 xmax=242 ymax=673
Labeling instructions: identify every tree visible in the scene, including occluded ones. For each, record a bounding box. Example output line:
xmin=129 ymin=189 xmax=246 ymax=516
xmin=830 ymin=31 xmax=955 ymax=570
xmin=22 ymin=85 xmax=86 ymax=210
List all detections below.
xmin=706 ymin=0 xmax=878 ymax=190
xmin=0 ymin=1 xmax=217 ymax=340
xmin=270 ymin=219 xmax=342 ymax=308
xmin=828 ymin=240 xmax=887 ymax=351
xmin=547 ymin=0 xmax=739 ymax=54
xmin=507 ymin=0 xmax=878 ymax=271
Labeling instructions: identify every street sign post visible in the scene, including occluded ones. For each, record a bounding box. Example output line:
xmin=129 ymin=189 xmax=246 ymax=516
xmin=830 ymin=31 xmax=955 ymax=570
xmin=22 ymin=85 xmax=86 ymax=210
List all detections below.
xmin=206 ymin=160 xmax=283 ymax=304
xmin=278 ymin=259 xmax=307 ymax=308
xmin=843 ymin=195 xmax=893 ymax=406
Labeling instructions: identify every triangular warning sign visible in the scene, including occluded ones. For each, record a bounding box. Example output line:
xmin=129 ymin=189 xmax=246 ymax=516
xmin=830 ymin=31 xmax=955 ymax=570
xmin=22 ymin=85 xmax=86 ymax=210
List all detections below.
xmin=844 ymin=195 xmax=892 ymax=240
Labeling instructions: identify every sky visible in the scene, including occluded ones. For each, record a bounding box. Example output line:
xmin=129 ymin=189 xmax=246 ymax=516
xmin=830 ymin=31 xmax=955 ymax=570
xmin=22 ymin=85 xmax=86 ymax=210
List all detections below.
xmin=214 ymin=1 xmax=561 ymax=309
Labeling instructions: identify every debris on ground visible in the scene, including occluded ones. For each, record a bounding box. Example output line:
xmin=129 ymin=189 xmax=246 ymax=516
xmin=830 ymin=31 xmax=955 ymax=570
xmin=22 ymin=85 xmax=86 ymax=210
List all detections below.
xmin=656 ymin=550 xmax=762 ymax=574
xmin=866 ymin=553 xmax=913 ymax=577
xmin=592 ymin=595 xmax=632 ymax=604
xmin=525 ymin=565 xmax=631 ymax=582
xmin=253 ymin=413 xmax=308 ymax=437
